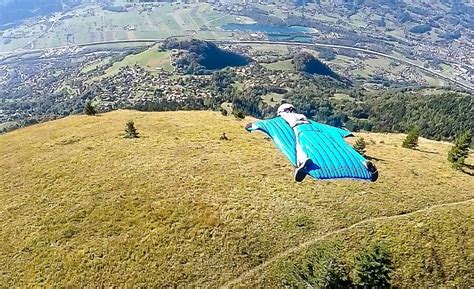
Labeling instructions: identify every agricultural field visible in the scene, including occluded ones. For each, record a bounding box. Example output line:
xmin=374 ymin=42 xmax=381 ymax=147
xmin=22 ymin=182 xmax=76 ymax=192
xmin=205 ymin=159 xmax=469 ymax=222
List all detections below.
xmin=0 ymin=3 xmax=241 ymax=52
xmin=249 ymin=44 xmax=289 ymax=54
xmin=261 ymin=59 xmax=295 ymax=71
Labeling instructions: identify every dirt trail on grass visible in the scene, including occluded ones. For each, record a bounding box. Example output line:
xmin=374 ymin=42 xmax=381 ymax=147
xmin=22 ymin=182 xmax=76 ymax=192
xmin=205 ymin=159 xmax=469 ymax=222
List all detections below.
xmin=222 ymin=198 xmax=474 ymax=287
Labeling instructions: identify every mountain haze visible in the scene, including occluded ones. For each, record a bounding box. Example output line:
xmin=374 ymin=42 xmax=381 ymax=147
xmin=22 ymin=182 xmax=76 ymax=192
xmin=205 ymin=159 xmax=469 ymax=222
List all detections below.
xmin=0 ymin=0 xmax=80 ymax=29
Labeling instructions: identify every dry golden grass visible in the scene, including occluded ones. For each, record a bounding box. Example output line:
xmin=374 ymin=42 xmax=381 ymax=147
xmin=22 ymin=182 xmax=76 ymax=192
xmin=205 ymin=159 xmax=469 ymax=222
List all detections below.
xmin=242 ymin=201 xmax=473 ymax=287
xmin=0 ymin=110 xmax=472 ymax=286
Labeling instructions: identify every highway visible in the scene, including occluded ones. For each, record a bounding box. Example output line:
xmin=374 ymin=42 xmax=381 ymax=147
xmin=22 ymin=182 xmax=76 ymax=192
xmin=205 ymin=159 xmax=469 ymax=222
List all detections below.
xmin=1 ymin=38 xmax=472 ymax=91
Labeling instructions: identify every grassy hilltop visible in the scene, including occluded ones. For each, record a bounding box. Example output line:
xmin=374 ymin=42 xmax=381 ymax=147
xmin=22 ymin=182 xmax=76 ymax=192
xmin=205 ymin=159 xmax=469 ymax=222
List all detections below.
xmin=0 ymin=110 xmax=473 ymax=286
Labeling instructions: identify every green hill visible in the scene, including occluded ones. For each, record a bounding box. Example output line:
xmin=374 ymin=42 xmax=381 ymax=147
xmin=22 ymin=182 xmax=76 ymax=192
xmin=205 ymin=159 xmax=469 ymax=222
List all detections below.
xmin=0 ymin=110 xmax=472 ymax=286
xmin=293 ymin=52 xmax=338 ymax=79
xmin=163 ymin=39 xmax=250 ymax=74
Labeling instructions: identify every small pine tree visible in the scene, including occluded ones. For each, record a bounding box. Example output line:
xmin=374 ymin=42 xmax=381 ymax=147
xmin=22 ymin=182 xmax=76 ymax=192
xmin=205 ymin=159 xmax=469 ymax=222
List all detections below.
xmin=233 ymin=109 xmax=245 ymax=120
xmin=402 ymin=127 xmax=420 ymax=149
xmin=84 ymin=102 xmax=96 ymax=116
xmin=322 ymin=258 xmax=352 ymax=288
xmin=353 ymin=243 xmax=392 ymax=288
xmin=219 ymin=132 xmax=229 ymax=141
xmin=284 ymin=243 xmax=352 ymax=288
xmin=448 ymin=130 xmax=472 ymax=170
xmin=353 ymin=137 xmax=366 ymax=156
xmin=124 ymin=120 xmax=139 ymax=138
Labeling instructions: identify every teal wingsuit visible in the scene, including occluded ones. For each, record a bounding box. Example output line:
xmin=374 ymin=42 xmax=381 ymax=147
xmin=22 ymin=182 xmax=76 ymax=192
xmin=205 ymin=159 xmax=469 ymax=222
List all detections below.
xmin=246 ymin=117 xmax=378 ymax=182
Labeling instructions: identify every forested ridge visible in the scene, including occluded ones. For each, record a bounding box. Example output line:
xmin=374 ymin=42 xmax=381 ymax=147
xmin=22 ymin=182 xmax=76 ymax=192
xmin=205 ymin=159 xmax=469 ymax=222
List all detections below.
xmin=361 ymin=92 xmax=473 ymax=140
xmin=292 ymin=52 xmax=339 ymax=79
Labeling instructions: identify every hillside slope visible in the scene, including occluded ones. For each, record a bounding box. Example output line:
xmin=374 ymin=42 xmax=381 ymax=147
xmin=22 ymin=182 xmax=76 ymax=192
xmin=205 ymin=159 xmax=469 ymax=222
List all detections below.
xmin=0 ymin=110 xmax=473 ymax=286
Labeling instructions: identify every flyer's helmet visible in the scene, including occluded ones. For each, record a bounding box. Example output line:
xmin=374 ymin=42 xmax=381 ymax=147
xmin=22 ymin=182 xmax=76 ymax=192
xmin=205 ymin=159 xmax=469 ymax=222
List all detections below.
xmin=277 ymin=103 xmax=296 ymax=115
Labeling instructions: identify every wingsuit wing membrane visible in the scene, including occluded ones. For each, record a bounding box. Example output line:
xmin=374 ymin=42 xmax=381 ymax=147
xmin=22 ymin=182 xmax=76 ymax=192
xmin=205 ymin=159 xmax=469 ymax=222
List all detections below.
xmin=247 ymin=117 xmax=374 ymax=181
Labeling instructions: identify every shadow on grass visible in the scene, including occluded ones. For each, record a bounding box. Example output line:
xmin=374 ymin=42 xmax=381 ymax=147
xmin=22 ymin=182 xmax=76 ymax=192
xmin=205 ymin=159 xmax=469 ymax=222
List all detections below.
xmin=416 ymin=149 xmax=438 ymax=155
xmin=461 ymin=169 xmax=474 ymax=177
xmin=366 ymin=155 xmax=384 ymax=162
xmin=461 ymin=164 xmax=474 ymax=176
xmin=464 ymin=164 xmax=474 ymax=169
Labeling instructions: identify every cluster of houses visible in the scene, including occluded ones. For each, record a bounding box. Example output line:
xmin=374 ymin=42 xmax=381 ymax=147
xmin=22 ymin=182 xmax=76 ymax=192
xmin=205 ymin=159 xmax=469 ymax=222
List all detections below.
xmin=89 ymin=65 xmax=215 ymax=109
xmin=234 ymin=64 xmax=298 ymax=89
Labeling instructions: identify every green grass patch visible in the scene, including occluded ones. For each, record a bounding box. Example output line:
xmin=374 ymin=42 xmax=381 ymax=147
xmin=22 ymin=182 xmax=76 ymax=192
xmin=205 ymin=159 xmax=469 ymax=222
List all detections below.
xmin=364 ymin=57 xmax=392 ymax=69
xmin=261 ymin=93 xmax=284 ymax=106
xmin=250 ymin=44 xmax=289 ymax=54
xmin=80 ymin=57 xmax=111 ymax=74
xmin=331 ymin=93 xmax=354 ymax=101
xmin=262 ymin=59 xmax=294 ymax=71
xmin=103 ymin=48 xmax=171 ymax=77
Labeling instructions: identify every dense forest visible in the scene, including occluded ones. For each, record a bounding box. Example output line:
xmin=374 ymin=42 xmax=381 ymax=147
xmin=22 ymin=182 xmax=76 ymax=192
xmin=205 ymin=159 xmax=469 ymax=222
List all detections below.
xmin=361 ymin=92 xmax=473 ymax=140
